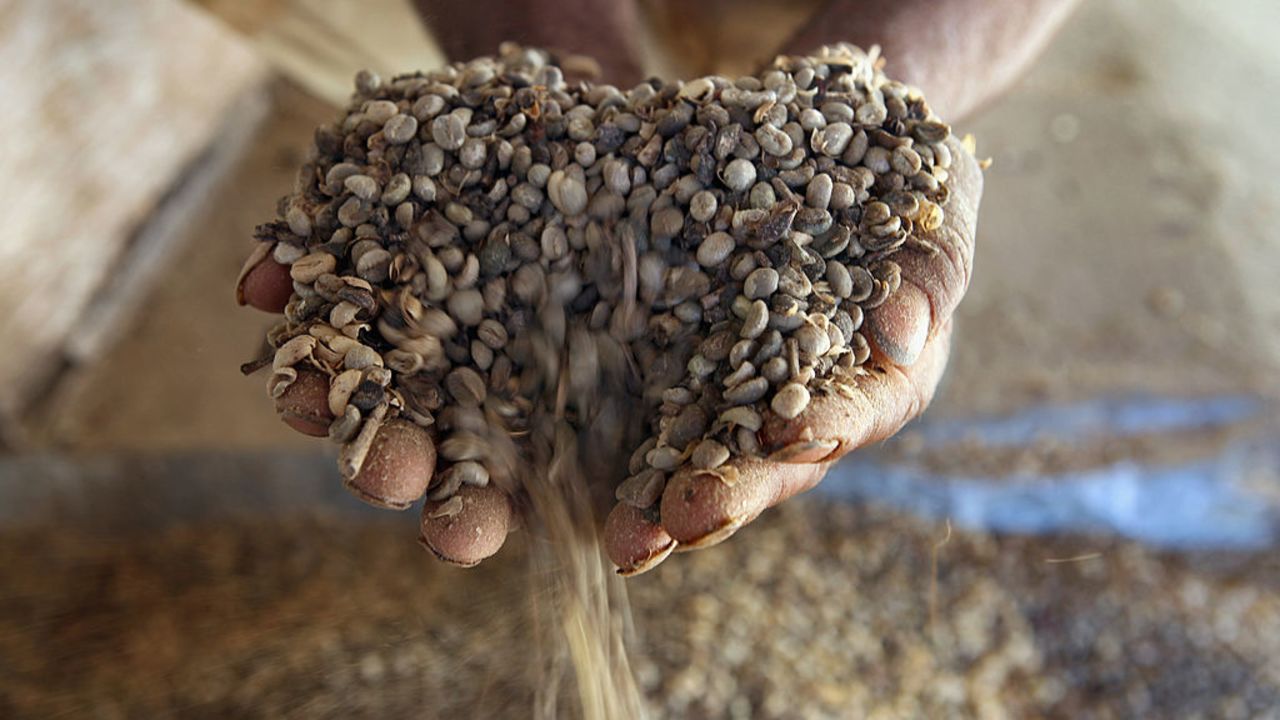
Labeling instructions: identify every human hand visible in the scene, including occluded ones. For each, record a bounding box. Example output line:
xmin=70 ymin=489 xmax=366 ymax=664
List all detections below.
xmin=605 ymin=135 xmax=979 ymax=573
xmin=413 ymin=0 xmax=1080 ymax=120
xmin=239 ymin=133 xmax=979 ymax=573
xmin=238 ymin=0 xmax=1072 ymax=571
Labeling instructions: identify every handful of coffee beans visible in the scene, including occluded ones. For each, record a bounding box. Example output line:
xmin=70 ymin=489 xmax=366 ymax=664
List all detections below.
xmin=238 ymin=42 xmax=958 ymax=558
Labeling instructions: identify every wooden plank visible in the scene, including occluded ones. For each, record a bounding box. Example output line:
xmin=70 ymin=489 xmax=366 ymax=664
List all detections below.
xmin=196 ymin=0 xmax=444 ymax=106
xmin=0 ymin=0 xmax=268 ymax=437
xmin=22 ymin=82 xmax=338 ymax=453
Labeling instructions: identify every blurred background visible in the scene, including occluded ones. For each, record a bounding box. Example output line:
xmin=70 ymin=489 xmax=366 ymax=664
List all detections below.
xmin=1 ymin=0 xmax=1278 ymax=717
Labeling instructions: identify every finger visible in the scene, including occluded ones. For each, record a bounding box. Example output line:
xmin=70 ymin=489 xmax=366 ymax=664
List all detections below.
xmin=238 ymin=252 xmax=293 ymax=314
xmin=762 ymin=319 xmax=951 ymax=457
xmin=865 ymin=137 xmax=982 ymax=365
xmin=411 ymin=0 xmax=645 ymax=85
xmin=274 ymin=368 xmax=440 ymax=507
xmin=892 ymin=138 xmax=984 ymax=332
xmin=658 ymin=324 xmax=951 ymax=549
xmin=344 ymin=419 xmax=437 ymax=510
xmin=419 ymin=485 xmax=514 ymax=567
xmin=864 ymin=280 xmax=932 ymax=368
xmin=659 ymin=458 xmax=830 ymax=550
xmin=274 ymin=369 xmax=333 ymax=436
xmin=603 ymin=503 xmax=677 ymax=576
xmin=778 ymin=0 xmax=1080 ymax=120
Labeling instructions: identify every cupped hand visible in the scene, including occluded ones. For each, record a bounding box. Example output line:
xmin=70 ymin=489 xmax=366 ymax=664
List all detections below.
xmin=605 ymin=136 xmax=980 ymax=573
xmin=239 ymin=0 xmax=1073 ymax=570
xmin=239 ymin=254 xmax=512 ymax=567
xmin=239 ymin=135 xmax=980 ymax=571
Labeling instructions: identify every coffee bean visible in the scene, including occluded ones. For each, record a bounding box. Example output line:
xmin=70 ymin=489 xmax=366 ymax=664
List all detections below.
xmin=756 ymin=123 xmax=793 ymax=156
xmin=744 ymin=267 xmax=780 ymax=300
xmin=770 ymin=383 xmax=810 ymax=419
xmin=691 ymin=439 xmax=730 ymax=469
xmin=345 ymin=175 xmax=378 ymax=201
xmin=445 ymin=367 xmax=487 ymax=406
xmin=646 ymin=446 xmax=683 ymax=471
xmin=696 ymin=232 xmax=735 ymax=267
xmin=723 ymin=377 xmax=768 ymax=404
xmin=689 ymin=191 xmax=718 ymax=223
xmin=741 ymin=299 xmax=769 ymax=338
xmin=666 ymin=405 xmax=708 ymax=450
xmin=431 ymin=114 xmax=466 ymax=150
xmin=722 ymin=158 xmax=757 ymax=192
xmin=827 ymin=260 xmax=853 ymax=298
xmin=548 ymin=170 xmax=588 ymax=216
xmin=447 ymin=288 xmax=485 ymax=326
xmin=719 ymin=406 xmax=762 ymax=431
xmin=806 ymin=174 xmax=833 ymax=210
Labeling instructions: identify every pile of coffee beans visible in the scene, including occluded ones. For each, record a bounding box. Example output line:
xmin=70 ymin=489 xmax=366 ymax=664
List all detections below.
xmin=240 ymin=42 xmax=955 ymax=523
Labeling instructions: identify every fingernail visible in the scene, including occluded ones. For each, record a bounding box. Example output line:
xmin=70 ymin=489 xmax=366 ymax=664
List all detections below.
xmin=418 ymin=538 xmax=483 ymax=567
xmin=866 ymin=280 xmax=930 ymax=366
xmin=605 ymin=504 xmax=676 ymax=575
xmin=766 ymin=439 xmax=840 ymax=464
xmin=694 ymin=465 xmax=740 ymax=487
xmin=679 ymin=517 xmax=745 ymax=550
xmin=616 ymin=540 xmax=677 ymax=576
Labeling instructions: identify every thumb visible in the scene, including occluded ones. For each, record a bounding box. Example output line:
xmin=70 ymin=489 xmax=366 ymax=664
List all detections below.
xmin=865 ymin=137 xmax=981 ymax=366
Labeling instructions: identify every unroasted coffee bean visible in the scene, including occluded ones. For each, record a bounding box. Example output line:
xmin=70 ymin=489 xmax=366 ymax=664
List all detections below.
xmin=647 ymin=446 xmax=683 ymax=471
xmin=666 ymin=405 xmax=709 ymax=450
xmin=548 ymin=169 xmax=588 ymax=216
xmin=345 ymin=174 xmax=378 ymax=201
xmin=741 ymin=300 xmax=769 ymax=339
xmin=477 ymin=318 xmax=508 ymax=349
xmin=771 ymin=383 xmax=811 ymax=419
xmin=696 ymin=232 xmax=735 ymax=267
xmin=445 ymin=367 xmax=487 ymax=406
xmin=691 ymin=438 xmax=730 ymax=469
xmin=448 ymin=289 xmax=485 ymax=326
xmin=431 ymin=113 xmax=466 ymax=150
xmin=689 ymin=191 xmax=718 ymax=223
xmin=615 ymin=469 xmax=666 ymax=509
xmin=384 ymin=114 xmax=419 ymax=144
xmin=290 ymin=252 xmax=336 ymax=284
xmin=722 ymin=158 xmax=757 ymax=192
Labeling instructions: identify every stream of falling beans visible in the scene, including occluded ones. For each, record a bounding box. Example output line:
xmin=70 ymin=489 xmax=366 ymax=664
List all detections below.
xmin=518 ymin=301 xmax=649 ymax=719
xmin=525 ymin=420 xmax=648 ymax=720
xmin=240 ymin=41 xmax=961 ymax=718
